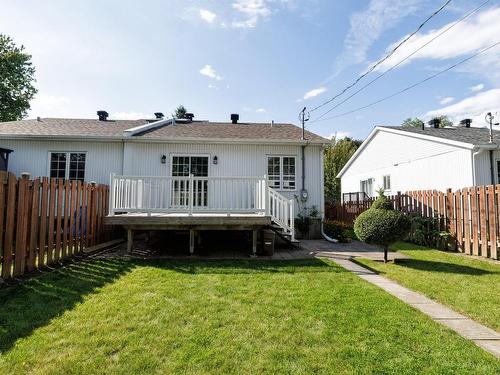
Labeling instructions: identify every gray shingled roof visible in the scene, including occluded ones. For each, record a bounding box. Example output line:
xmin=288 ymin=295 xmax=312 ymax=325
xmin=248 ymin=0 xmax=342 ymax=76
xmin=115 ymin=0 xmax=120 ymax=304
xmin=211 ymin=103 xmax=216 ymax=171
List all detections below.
xmin=0 ymin=118 xmax=328 ymax=144
xmin=381 ymin=126 xmax=500 ymax=146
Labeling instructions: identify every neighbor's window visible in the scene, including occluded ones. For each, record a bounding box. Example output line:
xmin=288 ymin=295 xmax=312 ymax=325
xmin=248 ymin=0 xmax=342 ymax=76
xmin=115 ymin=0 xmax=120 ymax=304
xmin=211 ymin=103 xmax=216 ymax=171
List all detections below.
xmin=383 ymin=175 xmax=391 ymax=191
xmin=360 ymin=178 xmax=373 ymax=197
xmin=49 ymin=152 xmax=86 ymax=181
xmin=267 ymin=156 xmax=296 ymax=190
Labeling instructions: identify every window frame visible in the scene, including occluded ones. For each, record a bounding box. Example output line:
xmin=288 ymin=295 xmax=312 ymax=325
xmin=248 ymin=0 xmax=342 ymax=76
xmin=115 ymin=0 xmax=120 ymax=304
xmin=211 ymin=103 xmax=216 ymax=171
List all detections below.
xmin=266 ymin=155 xmax=297 ymax=191
xmin=383 ymin=174 xmax=391 ymax=192
xmin=47 ymin=151 xmax=87 ymax=181
xmin=360 ymin=178 xmax=374 ymax=197
xmin=169 ymin=154 xmax=211 ymax=177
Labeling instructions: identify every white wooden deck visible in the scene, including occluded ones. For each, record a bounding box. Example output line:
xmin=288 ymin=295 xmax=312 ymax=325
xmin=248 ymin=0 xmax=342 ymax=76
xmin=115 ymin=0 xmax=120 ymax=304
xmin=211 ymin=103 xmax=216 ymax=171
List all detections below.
xmin=106 ymin=174 xmax=295 ymax=254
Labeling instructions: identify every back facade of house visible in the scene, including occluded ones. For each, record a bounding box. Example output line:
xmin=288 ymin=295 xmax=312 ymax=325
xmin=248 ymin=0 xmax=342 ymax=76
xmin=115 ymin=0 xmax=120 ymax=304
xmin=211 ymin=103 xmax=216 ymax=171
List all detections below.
xmin=0 ymin=114 xmax=327 ymax=218
xmin=338 ymin=126 xmax=500 ymax=201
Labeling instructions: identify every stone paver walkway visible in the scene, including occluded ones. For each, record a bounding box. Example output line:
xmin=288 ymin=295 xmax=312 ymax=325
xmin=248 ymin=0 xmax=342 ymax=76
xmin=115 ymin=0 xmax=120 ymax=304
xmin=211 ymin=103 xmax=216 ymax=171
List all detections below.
xmin=330 ymin=256 xmax=500 ymax=359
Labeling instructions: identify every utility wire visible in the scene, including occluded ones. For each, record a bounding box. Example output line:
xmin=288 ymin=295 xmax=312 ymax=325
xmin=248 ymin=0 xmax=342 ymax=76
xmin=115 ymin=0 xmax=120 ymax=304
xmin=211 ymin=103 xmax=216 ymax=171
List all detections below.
xmin=312 ymin=0 xmax=491 ymax=122
xmin=310 ymin=41 xmax=500 ymax=123
xmin=309 ymin=0 xmax=453 ymax=114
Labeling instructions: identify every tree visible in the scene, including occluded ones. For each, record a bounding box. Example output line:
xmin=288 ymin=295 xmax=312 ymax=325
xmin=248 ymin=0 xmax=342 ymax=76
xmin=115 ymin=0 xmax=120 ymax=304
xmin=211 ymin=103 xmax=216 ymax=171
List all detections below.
xmin=174 ymin=105 xmax=187 ymax=119
xmin=324 ymin=136 xmax=362 ymax=203
xmin=435 ymin=115 xmax=453 ymax=127
xmin=354 ymin=190 xmax=411 ymax=262
xmin=401 ymin=117 xmax=424 ymax=128
xmin=0 ymin=34 xmax=37 ymax=121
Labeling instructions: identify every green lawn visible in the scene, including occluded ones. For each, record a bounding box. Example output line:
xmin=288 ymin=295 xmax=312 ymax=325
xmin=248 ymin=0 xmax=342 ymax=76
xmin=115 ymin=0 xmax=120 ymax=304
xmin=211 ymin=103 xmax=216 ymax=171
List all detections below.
xmin=357 ymin=242 xmax=500 ymax=331
xmin=0 ymin=257 xmax=498 ymax=374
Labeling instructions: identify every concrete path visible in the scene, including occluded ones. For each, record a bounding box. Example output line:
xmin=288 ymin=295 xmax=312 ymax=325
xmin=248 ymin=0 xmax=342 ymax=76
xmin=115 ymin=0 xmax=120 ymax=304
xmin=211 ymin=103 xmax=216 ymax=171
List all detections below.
xmin=330 ymin=257 xmax=500 ymax=359
xmin=301 ymin=239 xmax=410 ymax=261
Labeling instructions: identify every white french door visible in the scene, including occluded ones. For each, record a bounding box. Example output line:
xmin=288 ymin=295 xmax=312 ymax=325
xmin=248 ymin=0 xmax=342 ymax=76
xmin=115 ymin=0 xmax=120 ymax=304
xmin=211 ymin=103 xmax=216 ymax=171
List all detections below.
xmin=171 ymin=156 xmax=209 ymax=207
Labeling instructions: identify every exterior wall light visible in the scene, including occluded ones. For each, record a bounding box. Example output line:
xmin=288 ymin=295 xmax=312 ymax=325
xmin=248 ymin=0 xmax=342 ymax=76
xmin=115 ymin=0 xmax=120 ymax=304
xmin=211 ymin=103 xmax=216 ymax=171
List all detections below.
xmin=161 ymin=154 xmax=167 ymax=164
xmin=213 ymin=156 xmax=218 ymax=165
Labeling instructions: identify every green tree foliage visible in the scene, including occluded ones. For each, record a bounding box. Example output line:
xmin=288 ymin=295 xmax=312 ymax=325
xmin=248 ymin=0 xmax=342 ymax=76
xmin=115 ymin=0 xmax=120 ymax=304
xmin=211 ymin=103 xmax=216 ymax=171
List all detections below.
xmin=174 ymin=105 xmax=187 ymax=119
xmin=354 ymin=191 xmax=411 ymax=262
xmin=434 ymin=115 xmax=453 ymax=127
xmin=324 ymin=136 xmax=362 ymax=203
xmin=0 ymin=34 xmax=37 ymax=121
xmin=401 ymin=117 xmax=424 ymax=128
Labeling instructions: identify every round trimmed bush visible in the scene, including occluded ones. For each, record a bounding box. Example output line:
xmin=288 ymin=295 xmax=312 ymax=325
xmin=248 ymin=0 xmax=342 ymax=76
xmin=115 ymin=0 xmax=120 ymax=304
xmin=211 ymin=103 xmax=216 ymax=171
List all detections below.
xmin=370 ymin=194 xmax=393 ymax=210
xmin=354 ymin=208 xmax=411 ymax=262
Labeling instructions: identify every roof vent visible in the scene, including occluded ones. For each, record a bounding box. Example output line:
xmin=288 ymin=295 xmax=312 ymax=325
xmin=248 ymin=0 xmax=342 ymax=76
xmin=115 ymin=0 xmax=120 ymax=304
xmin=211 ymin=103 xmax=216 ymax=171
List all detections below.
xmin=231 ymin=113 xmax=239 ymax=124
xmin=185 ymin=113 xmax=194 ymax=121
xmin=459 ymin=118 xmax=472 ymax=128
xmin=97 ymin=110 xmax=109 ymax=121
xmin=154 ymin=112 xmax=164 ymax=119
xmin=428 ymin=118 xmax=440 ymax=129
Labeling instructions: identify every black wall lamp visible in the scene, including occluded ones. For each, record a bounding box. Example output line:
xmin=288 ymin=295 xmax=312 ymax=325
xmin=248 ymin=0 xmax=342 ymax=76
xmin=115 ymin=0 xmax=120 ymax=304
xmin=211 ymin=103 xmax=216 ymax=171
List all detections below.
xmin=213 ymin=156 xmax=218 ymax=165
xmin=161 ymin=154 xmax=167 ymax=164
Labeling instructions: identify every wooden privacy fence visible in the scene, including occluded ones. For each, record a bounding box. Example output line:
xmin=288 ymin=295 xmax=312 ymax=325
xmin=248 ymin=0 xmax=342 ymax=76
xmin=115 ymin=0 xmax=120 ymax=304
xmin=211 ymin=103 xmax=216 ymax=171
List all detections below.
xmin=327 ymin=186 xmax=500 ymax=260
xmin=0 ymin=172 xmax=112 ymax=280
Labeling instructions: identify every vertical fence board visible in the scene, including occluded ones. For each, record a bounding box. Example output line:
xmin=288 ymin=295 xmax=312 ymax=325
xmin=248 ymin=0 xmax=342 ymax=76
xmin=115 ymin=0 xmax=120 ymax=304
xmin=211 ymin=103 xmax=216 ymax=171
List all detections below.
xmin=69 ymin=181 xmax=77 ymax=255
xmin=470 ymin=187 xmax=479 ymax=256
xmin=455 ymin=190 xmax=463 ymax=252
xmin=2 ymin=174 xmax=17 ymax=279
xmin=62 ymin=180 xmax=70 ymax=257
xmin=478 ymin=186 xmax=488 ymax=257
xmin=27 ymin=178 xmax=40 ymax=272
xmin=487 ymin=185 xmax=497 ymax=259
xmin=13 ymin=176 xmax=29 ymax=276
xmin=75 ymin=181 xmax=81 ymax=254
xmin=38 ymin=177 xmax=49 ymax=266
xmin=54 ymin=179 xmax=64 ymax=262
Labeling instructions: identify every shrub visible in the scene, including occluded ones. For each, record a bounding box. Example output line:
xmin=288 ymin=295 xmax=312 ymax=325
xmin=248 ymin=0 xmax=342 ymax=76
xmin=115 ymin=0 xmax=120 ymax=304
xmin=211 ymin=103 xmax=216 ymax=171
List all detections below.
xmin=370 ymin=189 xmax=394 ymax=210
xmin=323 ymin=220 xmax=351 ymax=243
xmin=354 ymin=208 xmax=411 ymax=262
xmin=407 ymin=213 xmax=451 ymax=249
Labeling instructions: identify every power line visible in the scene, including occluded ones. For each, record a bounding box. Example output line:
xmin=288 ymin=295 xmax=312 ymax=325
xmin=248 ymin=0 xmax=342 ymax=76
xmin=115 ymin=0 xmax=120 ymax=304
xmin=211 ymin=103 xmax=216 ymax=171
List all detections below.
xmin=312 ymin=0 xmax=490 ymax=122
xmin=310 ymin=41 xmax=500 ymax=123
xmin=308 ymin=0 xmax=454 ymax=114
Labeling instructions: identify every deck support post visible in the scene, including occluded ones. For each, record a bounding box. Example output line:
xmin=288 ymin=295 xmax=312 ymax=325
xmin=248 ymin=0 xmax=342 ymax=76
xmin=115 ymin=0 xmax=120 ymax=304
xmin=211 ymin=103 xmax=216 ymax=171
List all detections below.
xmin=252 ymin=229 xmax=258 ymax=257
xmin=189 ymin=229 xmax=195 ymax=254
xmin=127 ymin=228 xmax=133 ymax=253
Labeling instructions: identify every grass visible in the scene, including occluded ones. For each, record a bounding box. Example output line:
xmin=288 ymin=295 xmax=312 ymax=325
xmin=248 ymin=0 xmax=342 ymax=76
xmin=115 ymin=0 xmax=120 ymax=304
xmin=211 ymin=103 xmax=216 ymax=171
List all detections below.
xmin=0 ymin=257 xmax=498 ymax=374
xmin=357 ymin=242 xmax=500 ymax=331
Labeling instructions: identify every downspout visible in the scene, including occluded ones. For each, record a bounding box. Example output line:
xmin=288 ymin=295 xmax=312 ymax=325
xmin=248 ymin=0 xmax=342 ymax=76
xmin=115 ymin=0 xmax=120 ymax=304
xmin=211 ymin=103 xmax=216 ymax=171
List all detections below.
xmin=472 ymin=149 xmax=481 ymax=186
xmin=301 ymin=145 xmax=306 ymax=192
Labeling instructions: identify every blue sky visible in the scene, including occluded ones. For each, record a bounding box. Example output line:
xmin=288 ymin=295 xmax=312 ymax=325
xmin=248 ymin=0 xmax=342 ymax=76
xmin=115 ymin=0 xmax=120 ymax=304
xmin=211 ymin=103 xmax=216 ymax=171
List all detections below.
xmin=1 ymin=0 xmax=499 ymax=140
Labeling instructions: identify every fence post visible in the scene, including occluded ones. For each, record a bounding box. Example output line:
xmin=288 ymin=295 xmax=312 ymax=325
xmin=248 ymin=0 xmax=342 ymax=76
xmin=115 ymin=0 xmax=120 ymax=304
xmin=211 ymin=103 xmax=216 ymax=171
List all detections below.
xmin=264 ymin=174 xmax=270 ymax=216
xmin=109 ymin=173 xmax=115 ymax=216
xmin=445 ymin=188 xmax=457 ymax=251
xmin=189 ymin=174 xmax=194 ymax=216
xmin=396 ymin=191 xmax=401 ymax=211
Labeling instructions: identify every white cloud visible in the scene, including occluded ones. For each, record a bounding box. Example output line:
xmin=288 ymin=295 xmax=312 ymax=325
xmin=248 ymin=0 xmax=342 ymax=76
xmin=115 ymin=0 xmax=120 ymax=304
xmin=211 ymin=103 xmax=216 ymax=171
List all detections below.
xmin=110 ymin=111 xmax=151 ymax=120
xmin=373 ymin=7 xmax=500 ymax=76
xmin=439 ymin=96 xmax=454 ymax=105
xmin=332 ymin=0 xmax=421 ymax=76
xmin=256 ymin=108 xmax=266 ymax=113
xmin=470 ymin=83 xmax=484 ymax=92
xmin=425 ymin=88 xmax=500 ymax=125
xmin=303 ymin=87 xmax=326 ymax=100
xmin=199 ymin=64 xmax=222 ymax=80
xmin=208 ymin=84 xmax=218 ymax=89
xmin=199 ymin=9 xmax=217 ymax=24
xmin=232 ymin=0 xmax=272 ymax=28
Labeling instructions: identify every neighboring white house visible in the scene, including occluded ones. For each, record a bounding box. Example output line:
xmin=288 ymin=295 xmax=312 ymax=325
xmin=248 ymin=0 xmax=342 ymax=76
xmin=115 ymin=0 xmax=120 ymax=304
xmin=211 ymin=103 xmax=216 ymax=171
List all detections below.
xmin=338 ymin=125 xmax=500 ymax=201
xmin=0 ymin=113 xmax=328 ymax=219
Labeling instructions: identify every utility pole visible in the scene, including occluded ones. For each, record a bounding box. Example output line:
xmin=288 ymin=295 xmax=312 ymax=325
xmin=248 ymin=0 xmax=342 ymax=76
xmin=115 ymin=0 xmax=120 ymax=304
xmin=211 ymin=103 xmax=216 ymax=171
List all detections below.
xmin=486 ymin=112 xmax=499 ymax=143
xmin=298 ymin=107 xmax=309 ymax=140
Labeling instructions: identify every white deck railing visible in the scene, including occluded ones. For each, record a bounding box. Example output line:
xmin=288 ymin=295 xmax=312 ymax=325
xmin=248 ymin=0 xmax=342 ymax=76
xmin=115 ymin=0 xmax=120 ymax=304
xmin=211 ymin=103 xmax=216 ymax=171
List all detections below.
xmin=109 ymin=174 xmax=295 ymax=240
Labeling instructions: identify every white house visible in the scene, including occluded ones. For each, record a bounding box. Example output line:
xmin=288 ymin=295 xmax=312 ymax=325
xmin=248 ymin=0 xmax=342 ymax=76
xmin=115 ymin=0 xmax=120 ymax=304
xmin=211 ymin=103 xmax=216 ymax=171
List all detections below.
xmin=0 ymin=112 xmax=328 ymax=251
xmin=338 ymin=124 xmax=500 ymax=201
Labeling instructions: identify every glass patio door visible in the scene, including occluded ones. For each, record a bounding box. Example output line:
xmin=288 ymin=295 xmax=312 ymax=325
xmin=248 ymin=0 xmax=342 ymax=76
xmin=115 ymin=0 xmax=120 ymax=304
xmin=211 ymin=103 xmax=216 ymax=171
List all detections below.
xmin=171 ymin=156 xmax=209 ymax=207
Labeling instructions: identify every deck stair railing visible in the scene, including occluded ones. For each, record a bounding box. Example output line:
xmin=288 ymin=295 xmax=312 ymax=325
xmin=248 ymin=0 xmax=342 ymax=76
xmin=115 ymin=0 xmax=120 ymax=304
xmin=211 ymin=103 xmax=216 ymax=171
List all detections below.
xmin=109 ymin=174 xmax=294 ymax=240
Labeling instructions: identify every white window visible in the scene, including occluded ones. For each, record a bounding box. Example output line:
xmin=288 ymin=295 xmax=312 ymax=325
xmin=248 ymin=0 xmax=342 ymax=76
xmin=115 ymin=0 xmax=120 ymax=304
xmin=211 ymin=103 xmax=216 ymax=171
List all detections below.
xmin=360 ymin=178 xmax=373 ymax=197
xmin=49 ymin=152 xmax=86 ymax=181
xmin=267 ymin=156 xmax=296 ymax=190
xmin=383 ymin=175 xmax=391 ymax=191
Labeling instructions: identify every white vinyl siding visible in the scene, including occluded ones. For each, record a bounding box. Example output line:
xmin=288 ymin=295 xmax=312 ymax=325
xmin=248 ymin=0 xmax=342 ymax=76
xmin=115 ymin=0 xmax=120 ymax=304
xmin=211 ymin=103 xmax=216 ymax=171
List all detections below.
xmin=341 ymin=130 xmax=474 ymax=198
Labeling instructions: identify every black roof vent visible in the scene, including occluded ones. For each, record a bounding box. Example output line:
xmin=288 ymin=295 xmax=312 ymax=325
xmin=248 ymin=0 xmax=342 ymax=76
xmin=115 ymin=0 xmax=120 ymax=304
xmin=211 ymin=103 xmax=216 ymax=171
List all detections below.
xmin=428 ymin=118 xmax=440 ymax=129
xmin=231 ymin=113 xmax=239 ymax=124
xmin=97 ymin=110 xmax=109 ymax=121
xmin=185 ymin=113 xmax=194 ymax=121
xmin=459 ymin=118 xmax=472 ymax=128
xmin=154 ymin=112 xmax=164 ymax=119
